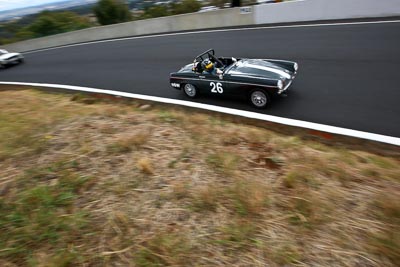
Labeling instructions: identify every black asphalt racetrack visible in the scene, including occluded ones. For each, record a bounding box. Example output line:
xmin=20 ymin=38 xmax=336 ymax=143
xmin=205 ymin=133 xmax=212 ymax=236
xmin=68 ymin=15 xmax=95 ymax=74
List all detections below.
xmin=1 ymin=20 xmax=400 ymax=137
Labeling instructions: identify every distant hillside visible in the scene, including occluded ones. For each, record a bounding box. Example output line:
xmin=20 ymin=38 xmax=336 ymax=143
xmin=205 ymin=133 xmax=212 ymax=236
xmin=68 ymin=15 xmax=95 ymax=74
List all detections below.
xmin=0 ymin=0 xmax=97 ymax=22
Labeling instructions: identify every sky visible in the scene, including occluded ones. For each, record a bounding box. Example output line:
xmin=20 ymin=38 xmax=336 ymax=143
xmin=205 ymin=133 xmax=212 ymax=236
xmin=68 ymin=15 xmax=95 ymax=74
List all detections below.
xmin=0 ymin=0 xmax=70 ymax=12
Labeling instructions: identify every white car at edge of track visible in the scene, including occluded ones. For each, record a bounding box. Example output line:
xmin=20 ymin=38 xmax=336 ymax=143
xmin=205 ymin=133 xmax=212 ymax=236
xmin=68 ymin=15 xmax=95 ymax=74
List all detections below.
xmin=0 ymin=49 xmax=24 ymax=68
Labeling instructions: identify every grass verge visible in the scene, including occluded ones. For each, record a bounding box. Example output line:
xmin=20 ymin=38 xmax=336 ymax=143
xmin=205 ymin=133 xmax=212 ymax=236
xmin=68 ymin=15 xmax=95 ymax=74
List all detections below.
xmin=0 ymin=89 xmax=399 ymax=266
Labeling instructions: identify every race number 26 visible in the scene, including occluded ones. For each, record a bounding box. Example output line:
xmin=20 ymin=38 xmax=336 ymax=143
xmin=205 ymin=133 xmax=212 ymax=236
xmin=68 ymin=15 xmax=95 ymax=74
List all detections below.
xmin=210 ymin=82 xmax=223 ymax=93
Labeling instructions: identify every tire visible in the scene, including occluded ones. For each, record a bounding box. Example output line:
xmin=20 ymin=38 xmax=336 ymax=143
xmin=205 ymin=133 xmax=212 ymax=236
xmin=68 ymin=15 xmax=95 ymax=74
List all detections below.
xmin=18 ymin=58 xmax=24 ymax=64
xmin=250 ymin=89 xmax=270 ymax=108
xmin=183 ymin=83 xmax=197 ymax=98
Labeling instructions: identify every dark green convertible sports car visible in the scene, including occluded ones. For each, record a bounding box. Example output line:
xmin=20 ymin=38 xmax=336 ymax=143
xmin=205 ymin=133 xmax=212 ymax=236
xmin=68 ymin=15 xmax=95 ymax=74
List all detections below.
xmin=169 ymin=49 xmax=298 ymax=108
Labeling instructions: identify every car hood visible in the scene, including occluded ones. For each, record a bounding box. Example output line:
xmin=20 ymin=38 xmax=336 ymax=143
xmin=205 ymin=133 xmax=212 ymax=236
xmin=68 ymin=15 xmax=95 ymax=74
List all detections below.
xmin=227 ymin=59 xmax=292 ymax=80
xmin=0 ymin=53 xmax=20 ymax=60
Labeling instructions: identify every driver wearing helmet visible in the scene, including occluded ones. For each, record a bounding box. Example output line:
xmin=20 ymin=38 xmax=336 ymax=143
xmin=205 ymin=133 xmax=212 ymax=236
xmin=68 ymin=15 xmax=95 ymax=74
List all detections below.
xmin=201 ymin=59 xmax=222 ymax=75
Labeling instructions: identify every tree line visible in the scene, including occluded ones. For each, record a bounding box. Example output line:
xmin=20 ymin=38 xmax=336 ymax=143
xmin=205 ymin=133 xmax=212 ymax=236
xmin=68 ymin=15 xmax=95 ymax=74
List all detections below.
xmin=0 ymin=0 xmax=207 ymax=45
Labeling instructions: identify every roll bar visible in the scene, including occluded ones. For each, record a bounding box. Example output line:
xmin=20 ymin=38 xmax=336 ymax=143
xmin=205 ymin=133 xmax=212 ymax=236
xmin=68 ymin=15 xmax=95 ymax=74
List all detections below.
xmin=194 ymin=49 xmax=215 ymax=62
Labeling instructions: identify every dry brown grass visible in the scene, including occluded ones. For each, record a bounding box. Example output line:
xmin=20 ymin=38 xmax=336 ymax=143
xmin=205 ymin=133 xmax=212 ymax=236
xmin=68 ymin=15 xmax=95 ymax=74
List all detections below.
xmin=191 ymin=184 xmax=220 ymax=212
xmin=0 ymin=89 xmax=399 ymax=267
xmin=137 ymin=158 xmax=154 ymax=175
xmin=135 ymin=231 xmax=193 ymax=266
xmin=206 ymin=151 xmax=241 ymax=175
xmin=226 ymin=178 xmax=270 ymax=217
xmin=107 ymin=132 xmax=150 ymax=153
xmin=364 ymin=189 xmax=400 ymax=263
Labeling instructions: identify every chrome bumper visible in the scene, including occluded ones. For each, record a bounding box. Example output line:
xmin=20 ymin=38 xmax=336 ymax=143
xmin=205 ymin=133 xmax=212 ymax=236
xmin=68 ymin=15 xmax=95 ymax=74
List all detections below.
xmin=278 ymin=71 xmax=297 ymax=95
xmin=278 ymin=79 xmax=293 ymax=95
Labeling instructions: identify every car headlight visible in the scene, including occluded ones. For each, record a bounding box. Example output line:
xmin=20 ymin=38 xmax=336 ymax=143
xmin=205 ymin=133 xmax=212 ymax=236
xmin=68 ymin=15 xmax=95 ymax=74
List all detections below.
xmin=294 ymin=62 xmax=298 ymax=71
xmin=277 ymin=80 xmax=283 ymax=90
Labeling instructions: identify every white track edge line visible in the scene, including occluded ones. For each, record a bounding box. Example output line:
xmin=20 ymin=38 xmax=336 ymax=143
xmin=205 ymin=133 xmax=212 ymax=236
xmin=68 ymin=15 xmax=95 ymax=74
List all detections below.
xmin=1 ymin=81 xmax=399 ymax=146
xmin=23 ymin=19 xmax=400 ymax=54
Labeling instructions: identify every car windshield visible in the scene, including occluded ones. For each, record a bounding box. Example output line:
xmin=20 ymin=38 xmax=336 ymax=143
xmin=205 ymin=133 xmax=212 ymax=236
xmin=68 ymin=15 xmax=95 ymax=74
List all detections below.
xmin=0 ymin=49 xmax=8 ymax=55
xmin=179 ymin=63 xmax=193 ymax=72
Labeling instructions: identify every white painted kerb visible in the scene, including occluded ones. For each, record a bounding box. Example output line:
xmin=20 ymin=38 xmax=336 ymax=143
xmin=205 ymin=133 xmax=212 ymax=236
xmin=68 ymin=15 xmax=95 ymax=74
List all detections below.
xmin=1 ymin=81 xmax=399 ymax=146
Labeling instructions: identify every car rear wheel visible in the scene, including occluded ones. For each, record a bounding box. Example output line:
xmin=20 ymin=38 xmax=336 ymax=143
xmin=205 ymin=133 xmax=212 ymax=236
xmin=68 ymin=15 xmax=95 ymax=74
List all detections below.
xmin=183 ymin=83 xmax=197 ymax=98
xmin=250 ymin=89 xmax=270 ymax=108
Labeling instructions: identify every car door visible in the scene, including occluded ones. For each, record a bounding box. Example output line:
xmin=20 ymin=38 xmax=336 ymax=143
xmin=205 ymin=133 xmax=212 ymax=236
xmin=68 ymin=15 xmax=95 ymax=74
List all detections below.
xmin=198 ymin=72 xmax=230 ymax=96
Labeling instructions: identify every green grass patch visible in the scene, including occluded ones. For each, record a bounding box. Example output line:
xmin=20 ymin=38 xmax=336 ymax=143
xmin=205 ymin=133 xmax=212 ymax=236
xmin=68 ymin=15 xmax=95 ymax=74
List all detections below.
xmin=215 ymin=219 xmax=257 ymax=250
xmin=0 ymin=169 xmax=93 ymax=265
xmin=135 ymin=232 xmax=192 ymax=266
xmin=282 ymin=170 xmax=319 ymax=189
xmin=157 ymin=110 xmax=182 ymax=124
xmin=367 ymin=155 xmax=397 ymax=169
xmin=206 ymin=151 xmax=240 ymax=175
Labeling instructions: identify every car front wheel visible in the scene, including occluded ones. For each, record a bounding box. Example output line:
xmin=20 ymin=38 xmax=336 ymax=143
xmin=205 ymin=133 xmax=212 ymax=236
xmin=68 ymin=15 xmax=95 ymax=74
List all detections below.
xmin=183 ymin=83 xmax=197 ymax=98
xmin=250 ymin=89 xmax=270 ymax=108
